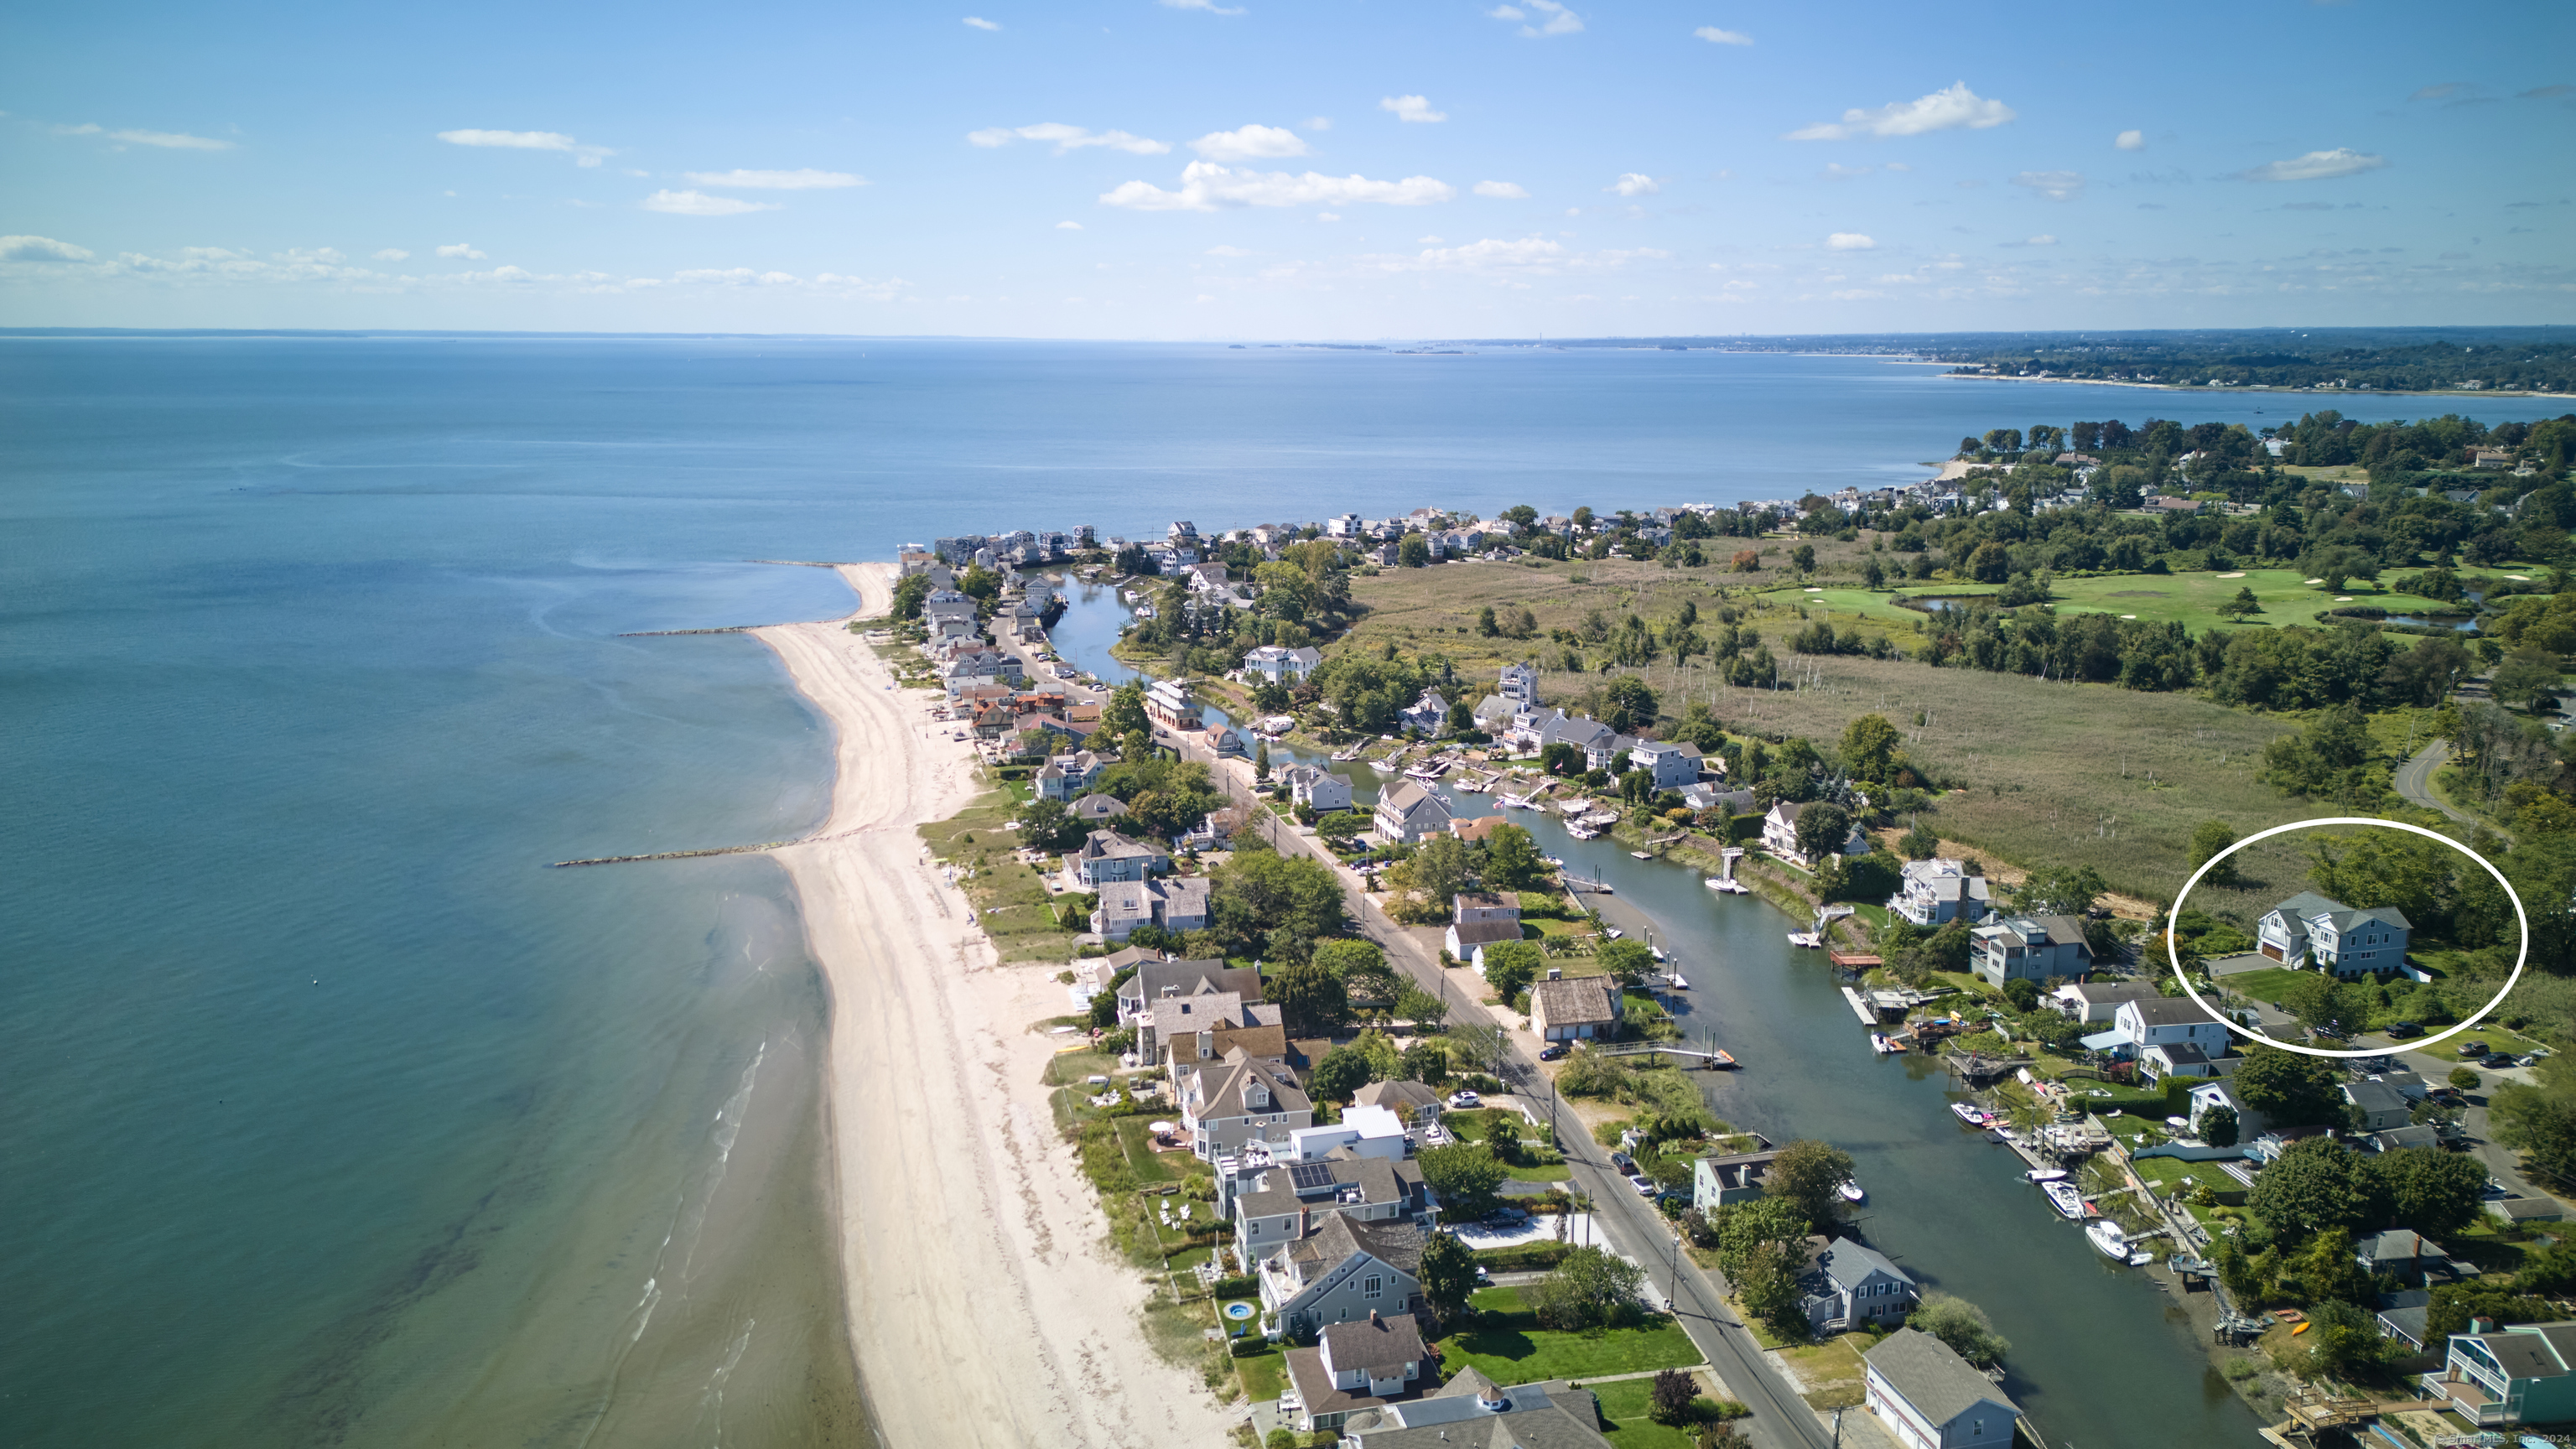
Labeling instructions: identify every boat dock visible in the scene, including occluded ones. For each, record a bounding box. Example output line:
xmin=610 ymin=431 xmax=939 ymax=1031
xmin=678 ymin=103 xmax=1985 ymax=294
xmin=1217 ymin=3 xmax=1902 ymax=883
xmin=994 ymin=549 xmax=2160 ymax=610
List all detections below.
xmin=1592 ymin=1041 xmax=1739 ymax=1070
xmin=1841 ymin=986 xmax=1881 ymax=1026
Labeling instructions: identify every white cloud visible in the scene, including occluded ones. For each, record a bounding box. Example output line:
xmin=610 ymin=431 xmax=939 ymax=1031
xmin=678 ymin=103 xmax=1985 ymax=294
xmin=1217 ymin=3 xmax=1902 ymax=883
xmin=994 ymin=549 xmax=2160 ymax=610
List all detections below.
xmin=1885 ymin=162 xmax=1911 ymax=172
xmin=0 ymin=235 xmax=96 ymax=262
xmin=1380 ymin=95 xmax=1446 ymax=124
xmin=963 ymin=15 xmax=999 ymax=28
xmin=112 ymin=128 xmax=234 ymax=150
xmin=1784 ymin=81 xmax=2016 ymax=141
xmin=1188 ymin=125 xmax=1309 ymax=162
xmin=2011 ymin=169 xmax=2085 ymax=201
xmin=1417 ymin=236 xmax=1443 ymax=244
xmin=1372 ymin=237 xmax=1669 ymax=276
xmin=372 ymin=248 xmax=410 ymax=261
xmin=1826 ymin=232 xmax=1876 ymax=250
xmin=683 ymin=168 xmax=867 ymax=190
xmin=641 ymin=190 xmax=781 ymax=216
xmin=1609 ymin=173 xmax=1659 ymax=196
xmin=1693 ymin=25 xmax=1753 ymax=44
xmin=434 ymin=242 xmax=486 ymax=259
xmin=2115 ymin=129 xmax=2145 ymax=151
xmin=436 ymin=128 xmax=612 ymax=166
xmin=1317 ymin=212 xmax=1342 ymax=222
xmin=2025 ymin=234 xmax=2057 ymax=245
xmin=1304 ymin=117 xmax=1332 ymax=132
xmin=969 ymin=122 xmax=1171 ymax=155
xmin=2241 ymin=148 xmax=2390 ymax=182
xmin=1100 ymin=160 xmax=1456 ymax=211
xmin=1160 ymin=0 xmax=1247 ymax=12
xmin=1489 ymin=0 xmax=1581 ymax=36
xmin=1474 ymin=180 xmax=1530 ymax=199
xmin=1056 ymin=221 xmax=1083 ymax=230
xmin=1822 ymin=163 xmax=1872 ymax=179
xmin=1206 ymin=244 xmax=1252 ymax=256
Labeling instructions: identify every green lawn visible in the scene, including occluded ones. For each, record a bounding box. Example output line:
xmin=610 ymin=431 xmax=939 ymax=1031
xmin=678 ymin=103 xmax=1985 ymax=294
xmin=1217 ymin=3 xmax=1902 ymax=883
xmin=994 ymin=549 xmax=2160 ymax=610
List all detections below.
xmin=2214 ymin=967 xmax=2309 ymax=1005
xmin=1777 ymin=1333 xmax=1872 ymax=1410
xmin=2043 ymin=568 xmax=2466 ymax=636
xmin=1235 ymin=1345 xmax=1287 ymax=1405
xmin=1590 ymin=1376 xmax=1701 ymax=1449
xmin=1441 ymin=1287 xmax=1701 ymax=1384
xmin=917 ymin=787 xmax=1086 ymax=963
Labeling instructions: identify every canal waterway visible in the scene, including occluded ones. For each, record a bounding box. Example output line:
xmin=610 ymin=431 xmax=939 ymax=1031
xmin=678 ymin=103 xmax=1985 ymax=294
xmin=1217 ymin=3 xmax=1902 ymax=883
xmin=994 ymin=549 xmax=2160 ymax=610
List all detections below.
xmin=1431 ymin=783 xmax=2267 ymax=1449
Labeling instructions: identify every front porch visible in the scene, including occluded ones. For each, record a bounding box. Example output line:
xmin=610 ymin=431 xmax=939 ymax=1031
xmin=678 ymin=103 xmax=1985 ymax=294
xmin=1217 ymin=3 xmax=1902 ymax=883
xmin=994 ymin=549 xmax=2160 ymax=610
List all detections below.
xmin=2419 ymin=1370 xmax=2513 ymax=1426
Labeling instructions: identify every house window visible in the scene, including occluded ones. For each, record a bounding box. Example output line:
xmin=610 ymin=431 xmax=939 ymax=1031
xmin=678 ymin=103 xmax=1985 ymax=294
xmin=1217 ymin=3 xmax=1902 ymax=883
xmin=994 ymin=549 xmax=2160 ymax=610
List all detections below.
xmin=1363 ymin=1275 xmax=1382 ymax=1298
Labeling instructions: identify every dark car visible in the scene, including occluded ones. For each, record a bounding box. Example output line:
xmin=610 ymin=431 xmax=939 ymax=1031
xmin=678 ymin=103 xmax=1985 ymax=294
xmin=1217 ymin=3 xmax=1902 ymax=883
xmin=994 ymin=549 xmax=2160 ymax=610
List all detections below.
xmin=1610 ymin=1150 xmax=1637 ymax=1176
xmin=1539 ymin=1043 xmax=1568 ymax=1062
xmin=2483 ymin=1054 xmax=2518 ymax=1069
xmin=2462 ymin=1041 xmax=2490 ymax=1057
xmin=2386 ymin=1021 xmax=2424 ymax=1040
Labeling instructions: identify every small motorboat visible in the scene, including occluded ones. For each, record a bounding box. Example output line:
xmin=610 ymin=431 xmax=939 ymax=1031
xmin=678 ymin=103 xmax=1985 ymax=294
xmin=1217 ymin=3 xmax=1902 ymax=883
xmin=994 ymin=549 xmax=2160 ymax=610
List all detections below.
xmin=1651 ymin=945 xmax=1670 ymax=962
xmin=1871 ymin=1033 xmax=1903 ymax=1054
xmin=1704 ymin=876 xmax=1748 ymax=894
xmin=2025 ymin=1167 xmax=2068 ymax=1183
xmin=1839 ymin=1181 xmax=1866 ymax=1204
xmin=1950 ymin=1103 xmax=1989 ymax=1125
xmin=1786 ymin=931 xmax=1823 ymax=948
xmin=2044 ymin=1182 xmax=2088 ymax=1219
xmin=2087 ymin=1220 xmax=2131 ymax=1260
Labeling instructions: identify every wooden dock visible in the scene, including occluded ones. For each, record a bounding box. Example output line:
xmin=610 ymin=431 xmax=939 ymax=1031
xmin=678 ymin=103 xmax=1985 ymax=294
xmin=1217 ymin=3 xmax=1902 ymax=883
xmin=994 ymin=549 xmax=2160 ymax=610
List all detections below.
xmin=1841 ymin=986 xmax=1881 ymax=1026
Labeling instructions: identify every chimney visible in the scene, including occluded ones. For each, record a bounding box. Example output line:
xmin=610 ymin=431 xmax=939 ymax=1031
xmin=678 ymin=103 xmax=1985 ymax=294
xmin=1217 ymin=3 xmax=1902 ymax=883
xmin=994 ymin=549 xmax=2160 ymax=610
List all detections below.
xmin=1547 ymin=967 xmax=1563 ymax=981
xmin=1369 ymin=1309 xmax=1380 ymax=1325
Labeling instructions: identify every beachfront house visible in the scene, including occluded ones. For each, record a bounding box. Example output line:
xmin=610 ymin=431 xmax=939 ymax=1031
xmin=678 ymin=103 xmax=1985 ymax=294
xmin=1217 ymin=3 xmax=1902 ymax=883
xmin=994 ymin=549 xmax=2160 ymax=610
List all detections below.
xmin=2421 ymin=1321 xmax=2576 ymax=1428
xmin=1969 ymin=914 xmax=2092 ymax=988
xmin=1798 ymin=1236 xmax=1918 ymax=1334
xmin=1140 ymin=993 xmax=1285 ymax=1071
xmin=1180 ymin=1048 xmax=1312 ymax=1160
xmin=2257 ymin=891 xmax=2412 ymax=978
xmin=1280 ymin=765 xmax=1354 ymax=814
xmin=1335 ymin=1368 xmax=1613 ymax=1449
xmin=1116 ymin=958 xmax=1264 ymax=1024
xmin=1760 ymin=801 xmax=1869 ymax=869
xmin=1233 ymin=1153 xmax=1437 ymax=1267
xmin=1076 ymin=829 xmax=1171 ymax=886
xmin=1069 ymin=792 xmax=1129 ymax=825
xmin=1034 ymin=750 xmax=1109 ymax=802
xmin=1864 ymin=1327 xmax=2025 ymax=1449
xmin=1257 ymin=1214 xmax=1426 ymax=1341
xmin=1528 ymin=973 xmax=1620 ymax=1042
xmin=1279 ymin=1312 xmax=1429 ymax=1435
xmin=1373 ymin=781 xmax=1452 ymax=845
xmin=1628 ymin=740 xmax=1704 ymax=792
xmin=1091 ymin=875 xmax=1213 ymax=943
xmin=1889 ymin=859 xmax=1993 ymax=927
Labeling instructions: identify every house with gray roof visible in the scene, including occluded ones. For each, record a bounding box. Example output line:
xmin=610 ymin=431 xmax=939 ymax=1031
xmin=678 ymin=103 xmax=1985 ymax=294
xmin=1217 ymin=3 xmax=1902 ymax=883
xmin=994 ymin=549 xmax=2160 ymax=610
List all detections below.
xmin=1069 ymin=792 xmax=1129 ymax=824
xmin=1181 ymin=1048 xmax=1311 ymax=1161
xmin=1116 ymin=958 xmax=1263 ymax=1025
xmin=1257 ymin=1213 xmax=1426 ymax=1339
xmin=1373 ymin=780 xmax=1452 ymax=845
xmin=1233 ymin=1153 xmax=1436 ymax=1278
xmin=1692 ymin=1148 xmax=1785 ymax=1212
xmin=1279 ymin=1312 xmax=1431 ymax=1434
xmin=1089 ymin=874 xmax=1211 ymax=943
xmin=2257 ymin=890 xmax=2412 ymax=978
xmin=1864 ymin=1327 xmax=2023 ymax=1449
xmin=1889 ymin=859 xmax=1993 ymax=927
xmin=2423 ymin=1319 xmax=2576 ymax=1427
xmin=1529 ymin=974 xmax=1621 ymax=1042
xmin=1076 ymin=828 xmax=1170 ymax=886
xmin=1797 ymin=1236 xmax=1917 ymax=1334
xmin=1970 ymin=913 xmax=2093 ymax=987
xmin=1337 ymin=1367 xmax=1613 ymax=1448
xmin=2345 ymin=1078 xmax=2413 ymax=1132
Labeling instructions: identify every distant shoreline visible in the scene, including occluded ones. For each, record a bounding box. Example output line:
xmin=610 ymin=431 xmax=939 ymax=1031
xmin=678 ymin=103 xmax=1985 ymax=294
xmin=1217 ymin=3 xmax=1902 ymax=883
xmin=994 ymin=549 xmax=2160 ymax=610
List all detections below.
xmin=1927 ymin=370 xmax=2572 ymax=402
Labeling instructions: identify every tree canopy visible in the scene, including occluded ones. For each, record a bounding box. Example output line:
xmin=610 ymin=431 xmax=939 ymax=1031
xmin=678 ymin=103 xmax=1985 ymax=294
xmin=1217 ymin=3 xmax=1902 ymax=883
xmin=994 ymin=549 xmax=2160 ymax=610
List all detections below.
xmin=1763 ymin=1140 xmax=1855 ymax=1229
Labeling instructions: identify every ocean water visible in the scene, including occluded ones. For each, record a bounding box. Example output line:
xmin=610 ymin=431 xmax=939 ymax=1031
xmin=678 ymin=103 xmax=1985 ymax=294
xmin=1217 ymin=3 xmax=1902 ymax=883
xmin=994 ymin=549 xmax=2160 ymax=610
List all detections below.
xmin=3 ymin=335 xmax=2565 ymax=1448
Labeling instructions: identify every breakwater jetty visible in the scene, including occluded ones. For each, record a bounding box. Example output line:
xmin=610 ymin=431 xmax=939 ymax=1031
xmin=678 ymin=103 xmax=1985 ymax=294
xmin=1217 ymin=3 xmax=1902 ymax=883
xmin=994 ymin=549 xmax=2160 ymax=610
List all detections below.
xmin=548 ymin=839 xmax=800 ymax=868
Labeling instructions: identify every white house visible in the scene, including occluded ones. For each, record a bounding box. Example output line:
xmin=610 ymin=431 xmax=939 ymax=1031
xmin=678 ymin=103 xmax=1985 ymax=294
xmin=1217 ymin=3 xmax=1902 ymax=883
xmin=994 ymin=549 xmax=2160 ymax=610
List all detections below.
xmin=2257 ymin=891 xmax=2412 ymax=978
xmin=1034 ymin=750 xmax=1109 ymax=802
xmin=1628 ymin=740 xmax=1704 ymax=792
xmin=1446 ymin=891 xmax=1524 ymax=964
xmin=1246 ymin=644 xmax=1325 ymax=684
xmin=1889 ymin=859 xmax=1993 ymax=927
xmin=2051 ymin=980 xmax=2163 ymax=1023
xmin=2189 ymin=1079 xmax=2263 ymax=1140
xmin=1280 ymin=1311 xmax=1428 ymax=1435
xmin=1091 ymin=875 xmax=1213 ymax=942
xmin=2089 ymin=996 xmax=2231 ymax=1064
xmin=1373 ymin=781 xmax=1452 ymax=845
xmin=1076 ymin=829 xmax=1171 ymax=886
xmin=1280 ymin=764 xmax=1355 ymax=813
xmin=1970 ymin=914 xmax=2092 ymax=987
xmin=1761 ymin=801 xmax=1868 ymax=869
xmin=1529 ymin=974 xmax=1621 ymax=1041
xmin=1864 ymin=1328 xmax=2023 ymax=1449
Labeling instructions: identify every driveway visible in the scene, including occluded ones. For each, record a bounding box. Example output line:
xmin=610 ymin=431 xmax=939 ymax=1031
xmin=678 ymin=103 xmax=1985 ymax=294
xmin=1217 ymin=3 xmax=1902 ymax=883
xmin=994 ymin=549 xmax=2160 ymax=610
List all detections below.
xmin=2394 ymin=740 xmax=2481 ymax=828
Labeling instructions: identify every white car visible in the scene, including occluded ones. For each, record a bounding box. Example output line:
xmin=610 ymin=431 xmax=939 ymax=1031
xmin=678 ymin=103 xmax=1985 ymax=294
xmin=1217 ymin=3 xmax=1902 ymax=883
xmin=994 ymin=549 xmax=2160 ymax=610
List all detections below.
xmin=1446 ymin=1090 xmax=1483 ymax=1110
xmin=1628 ymin=1173 xmax=1658 ymax=1197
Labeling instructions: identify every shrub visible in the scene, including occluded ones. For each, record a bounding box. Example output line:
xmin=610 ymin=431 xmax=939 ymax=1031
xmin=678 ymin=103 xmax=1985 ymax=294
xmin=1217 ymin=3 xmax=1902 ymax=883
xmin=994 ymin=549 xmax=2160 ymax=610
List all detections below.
xmin=2452 ymin=1067 xmax=2482 ymax=1090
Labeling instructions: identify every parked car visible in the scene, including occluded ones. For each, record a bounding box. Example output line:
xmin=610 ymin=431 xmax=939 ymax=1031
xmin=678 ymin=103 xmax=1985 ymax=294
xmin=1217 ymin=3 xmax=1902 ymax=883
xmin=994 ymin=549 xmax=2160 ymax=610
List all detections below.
xmin=1627 ymin=1173 xmax=1657 ymax=1197
xmin=1447 ymin=1090 xmax=1483 ymax=1110
xmin=2386 ymin=1022 xmax=2423 ymax=1040
xmin=2482 ymin=1054 xmax=2517 ymax=1069
xmin=1609 ymin=1150 xmax=1637 ymax=1176
xmin=2519 ymin=1054 xmax=2545 ymax=1067
xmin=2462 ymin=1041 xmax=2490 ymax=1057
xmin=1539 ymin=1044 xmax=1568 ymax=1062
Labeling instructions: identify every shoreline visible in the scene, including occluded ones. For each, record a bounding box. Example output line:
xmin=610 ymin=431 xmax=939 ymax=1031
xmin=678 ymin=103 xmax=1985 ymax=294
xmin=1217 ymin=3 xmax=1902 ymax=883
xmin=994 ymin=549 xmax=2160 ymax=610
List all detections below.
xmin=750 ymin=568 xmax=1236 ymax=1449
xmin=1931 ymin=370 xmax=2570 ymax=401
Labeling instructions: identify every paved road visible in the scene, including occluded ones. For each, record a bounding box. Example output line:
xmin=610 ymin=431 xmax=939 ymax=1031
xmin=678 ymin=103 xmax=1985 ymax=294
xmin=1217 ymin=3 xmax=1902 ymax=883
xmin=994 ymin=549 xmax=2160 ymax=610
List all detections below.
xmin=2394 ymin=740 xmax=2479 ymax=827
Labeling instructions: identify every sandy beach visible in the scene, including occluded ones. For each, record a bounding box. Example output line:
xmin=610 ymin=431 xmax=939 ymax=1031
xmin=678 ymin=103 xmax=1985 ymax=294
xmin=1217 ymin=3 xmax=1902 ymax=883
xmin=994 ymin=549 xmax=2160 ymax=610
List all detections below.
xmin=754 ymin=566 xmax=1236 ymax=1449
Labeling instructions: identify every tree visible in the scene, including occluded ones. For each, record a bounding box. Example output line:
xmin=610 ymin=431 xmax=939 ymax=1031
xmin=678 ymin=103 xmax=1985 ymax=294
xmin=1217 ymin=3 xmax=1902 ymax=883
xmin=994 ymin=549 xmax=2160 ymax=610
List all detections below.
xmin=1398 ymin=533 xmax=1432 ymax=568
xmin=2198 ymin=1104 xmax=2240 ymax=1147
xmin=1418 ymin=1230 xmax=1478 ymax=1321
xmin=2009 ymin=865 xmax=2106 ymax=917
xmin=1596 ymin=938 xmax=1657 ymax=990
xmin=2187 ymin=820 xmax=2242 ymax=887
xmin=1840 ymin=714 xmax=1904 ymax=783
xmin=1270 ymin=961 xmax=1351 ymax=1036
xmin=1016 ymin=797 xmax=1083 ymax=852
xmin=1401 ymin=1039 xmax=1452 ymax=1085
xmin=1909 ymin=1294 xmax=2010 ymax=1368
xmin=1793 ymin=802 xmax=1853 ymax=863
xmin=1253 ymin=738 xmax=1271 ymax=782
xmin=1598 ymin=674 xmax=1659 ymax=732
xmin=2234 ymin=1046 xmax=2347 ymax=1128
xmin=1899 ymin=821 xmax=1939 ymax=860
xmin=2451 ymin=1067 xmax=2482 ymax=1090
xmin=1418 ymin=1144 xmax=1509 ymax=1217
xmin=1394 ymin=985 xmax=1450 ymax=1031
xmin=1485 ymin=823 xmax=1546 ymax=891
xmin=1530 ymin=1245 xmax=1648 ymax=1332
xmin=1649 ymin=1368 xmax=1700 ymax=1426
xmin=1764 ymin=1140 xmax=1855 ymax=1229
xmin=1790 ymin=543 xmax=1817 ymax=574
xmin=1969 ymin=542 xmax=2011 ymax=584
xmin=1447 ymin=1019 xmax=1506 ymax=1075
xmin=1102 ymin=681 xmax=1150 ymax=740
xmin=1482 ymin=939 xmax=1545 ymax=1000
xmin=1477 ymin=605 xmax=1500 ymax=637
xmin=2002 ymin=978 xmax=2040 ymax=1012
xmin=2216 ymin=586 xmax=2265 ymax=621
xmin=2379 ymin=1145 xmax=2487 ymax=1236
xmin=1307 ymin=1045 xmax=1374 ymax=1101
xmin=2492 ymin=1082 xmax=2576 ymax=1189
xmin=1861 ymin=556 xmax=1887 ymax=590
xmin=2249 ymin=1136 xmax=2392 ymax=1241
xmin=1731 ymin=1239 xmax=1805 ymax=1337
xmin=2281 ymin=974 xmax=2367 ymax=1041
xmin=1712 ymin=1197 xmax=1809 ymax=1273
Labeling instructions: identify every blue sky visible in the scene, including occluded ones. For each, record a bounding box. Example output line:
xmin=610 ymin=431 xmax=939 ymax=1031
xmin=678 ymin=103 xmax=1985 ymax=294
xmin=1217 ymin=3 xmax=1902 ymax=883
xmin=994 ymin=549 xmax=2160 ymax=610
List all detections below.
xmin=3 ymin=0 xmax=2569 ymax=336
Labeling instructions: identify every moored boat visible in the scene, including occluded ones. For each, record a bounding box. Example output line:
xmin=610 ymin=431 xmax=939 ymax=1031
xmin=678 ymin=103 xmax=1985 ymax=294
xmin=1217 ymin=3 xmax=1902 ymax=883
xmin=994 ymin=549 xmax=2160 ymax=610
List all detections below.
xmin=2086 ymin=1219 xmax=2132 ymax=1259
xmin=1949 ymin=1102 xmax=1988 ymax=1125
xmin=2024 ymin=1167 xmax=2068 ymax=1183
xmin=1838 ymin=1181 xmax=1866 ymax=1204
xmin=1704 ymin=876 xmax=1749 ymax=894
xmin=1786 ymin=931 xmax=1822 ymax=948
xmin=2044 ymin=1181 xmax=2088 ymax=1219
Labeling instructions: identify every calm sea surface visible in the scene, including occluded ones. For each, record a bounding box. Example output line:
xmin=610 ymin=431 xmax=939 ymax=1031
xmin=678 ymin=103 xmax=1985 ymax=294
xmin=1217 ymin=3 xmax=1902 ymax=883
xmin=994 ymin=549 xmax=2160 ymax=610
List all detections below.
xmin=3 ymin=336 xmax=2563 ymax=1447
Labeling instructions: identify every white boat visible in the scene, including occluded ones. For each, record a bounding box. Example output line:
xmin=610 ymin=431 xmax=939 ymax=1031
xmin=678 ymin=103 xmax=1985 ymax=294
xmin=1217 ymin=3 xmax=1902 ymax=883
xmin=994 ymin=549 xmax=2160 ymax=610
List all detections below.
xmin=1786 ymin=931 xmax=1822 ymax=948
xmin=1603 ymin=928 xmax=1624 ymax=940
xmin=2086 ymin=1219 xmax=2133 ymax=1260
xmin=1950 ymin=1103 xmax=1989 ymax=1125
xmin=2024 ymin=1167 xmax=2068 ymax=1183
xmin=1704 ymin=876 xmax=1749 ymax=894
xmin=1567 ymin=823 xmax=1601 ymax=840
xmin=1871 ymin=1033 xmax=1904 ymax=1054
xmin=1371 ymin=758 xmax=1400 ymax=776
xmin=1650 ymin=945 xmax=1669 ymax=963
xmin=1629 ymin=850 xmax=1654 ymax=860
xmin=1838 ymin=1181 xmax=1866 ymax=1204
xmin=2044 ymin=1182 xmax=2088 ymax=1220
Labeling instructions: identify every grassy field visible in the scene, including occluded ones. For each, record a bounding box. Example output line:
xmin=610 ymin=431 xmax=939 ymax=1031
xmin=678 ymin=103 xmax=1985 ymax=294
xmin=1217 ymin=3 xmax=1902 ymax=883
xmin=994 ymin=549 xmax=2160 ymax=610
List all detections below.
xmin=917 ymin=787 xmax=1088 ymax=963
xmin=1590 ymin=1375 xmax=1705 ymax=1449
xmin=1777 ymin=1333 xmax=1872 ymax=1410
xmin=1234 ymin=1343 xmax=1287 ymax=1405
xmin=2044 ymin=568 xmax=2465 ymax=635
xmin=1441 ymin=1287 xmax=1701 ymax=1384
